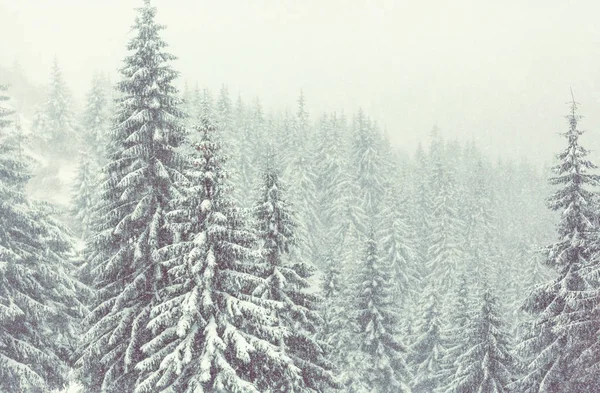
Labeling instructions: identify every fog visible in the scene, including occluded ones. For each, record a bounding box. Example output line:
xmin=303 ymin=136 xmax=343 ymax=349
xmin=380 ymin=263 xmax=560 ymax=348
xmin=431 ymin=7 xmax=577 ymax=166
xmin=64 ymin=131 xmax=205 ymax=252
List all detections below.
xmin=3 ymin=0 xmax=600 ymax=164
xmin=4 ymin=1 xmax=600 ymax=392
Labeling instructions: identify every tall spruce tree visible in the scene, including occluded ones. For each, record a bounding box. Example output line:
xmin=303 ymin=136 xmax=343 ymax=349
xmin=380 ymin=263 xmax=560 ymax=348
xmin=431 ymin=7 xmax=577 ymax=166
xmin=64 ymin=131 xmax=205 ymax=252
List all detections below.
xmin=277 ymin=93 xmax=319 ymax=266
xmin=352 ymin=229 xmax=411 ymax=393
xmin=71 ymin=154 xmax=97 ymax=240
xmin=216 ymin=84 xmax=238 ymax=167
xmin=515 ymin=98 xmax=600 ymax=393
xmin=379 ymin=183 xmax=419 ymax=313
xmin=32 ymin=59 xmax=79 ymax=157
xmin=195 ymin=86 xmax=214 ymax=122
xmin=313 ymin=114 xmax=354 ymax=383
xmin=427 ymin=142 xmax=466 ymax=296
xmin=29 ymin=60 xmax=80 ymax=203
xmin=409 ymin=283 xmax=447 ymax=393
xmin=352 ymin=109 xmax=384 ymax=218
xmin=280 ymin=91 xmax=310 ymax=176
xmin=318 ymin=252 xmax=346 ymax=377
xmin=76 ymin=1 xmax=187 ymax=391
xmin=449 ymin=285 xmax=516 ymax=393
xmin=71 ymin=73 xmax=112 ymax=237
xmin=234 ymin=97 xmax=264 ymax=208
xmin=315 ymin=112 xmax=365 ymax=267
xmin=81 ymin=72 xmax=111 ymax=165
xmin=411 ymin=142 xmax=432 ymax=285
xmin=0 ymin=85 xmax=84 ymax=392
xmin=251 ymin=146 xmax=336 ymax=392
xmin=216 ymin=84 xmax=233 ymax=138
xmin=230 ymin=93 xmax=248 ymax=205
xmin=136 ymin=117 xmax=303 ymax=392
xmin=314 ymin=113 xmax=346 ymax=256
xmin=464 ymin=159 xmax=498 ymax=282
xmin=437 ymin=273 xmax=471 ymax=392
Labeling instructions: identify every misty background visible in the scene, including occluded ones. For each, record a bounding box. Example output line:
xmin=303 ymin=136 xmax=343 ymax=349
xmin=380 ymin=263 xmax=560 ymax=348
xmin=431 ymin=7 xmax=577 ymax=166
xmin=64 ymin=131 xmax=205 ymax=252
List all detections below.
xmin=4 ymin=1 xmax=600 ymax=392
xmin=3 ymin=0 xmax=600 ymax=164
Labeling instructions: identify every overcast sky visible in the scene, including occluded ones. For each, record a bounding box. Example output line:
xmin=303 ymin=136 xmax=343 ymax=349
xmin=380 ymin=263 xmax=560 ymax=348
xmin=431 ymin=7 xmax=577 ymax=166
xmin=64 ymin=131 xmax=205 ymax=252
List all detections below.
xmin=2 ymin=0 xmax=600 ymax=165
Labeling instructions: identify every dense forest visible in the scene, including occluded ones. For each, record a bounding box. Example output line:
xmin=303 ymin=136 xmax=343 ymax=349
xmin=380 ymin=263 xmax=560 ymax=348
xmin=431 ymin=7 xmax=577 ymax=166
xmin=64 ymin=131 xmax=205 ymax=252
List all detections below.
xmin=2 ymin=1 xmax=597 ymax=393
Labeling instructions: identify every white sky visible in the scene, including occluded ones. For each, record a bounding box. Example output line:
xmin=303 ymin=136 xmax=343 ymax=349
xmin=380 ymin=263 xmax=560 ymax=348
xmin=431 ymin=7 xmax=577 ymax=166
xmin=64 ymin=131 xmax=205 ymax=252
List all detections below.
xmin=2 ymin=0 xmax=600 ymax=164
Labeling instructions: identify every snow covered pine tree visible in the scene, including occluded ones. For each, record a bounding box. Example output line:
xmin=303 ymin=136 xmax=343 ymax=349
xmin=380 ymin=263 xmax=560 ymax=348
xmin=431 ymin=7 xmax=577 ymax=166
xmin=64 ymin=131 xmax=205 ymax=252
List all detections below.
xmin=251 ymin=146 xmax=337 ymax=392
xmin=71 ymin=155 xmax=97 ymax=241
xmin=81 ymin=72 xmax=111 ymax=165
xmin=353 ymin=229 xmax=411 ymax=393
xmin=32 ymin=59 xmax=80 ymax=158
xmin=76 ymin=1 xmax=187 ymax=391
xmin=437 ymin=273 xmax=471 ymax=392
xmin=0 ymin=85 xmax=84 ymax=392
xmin=409 ymin=282 xmax=446 ymax=393
xmin=449 ymin=284 xmax=516 ymax=393
xmin=516 ymin=97 xmax=600 ymax=392
xmin=378 ymin=183 xmax=419 ymax=314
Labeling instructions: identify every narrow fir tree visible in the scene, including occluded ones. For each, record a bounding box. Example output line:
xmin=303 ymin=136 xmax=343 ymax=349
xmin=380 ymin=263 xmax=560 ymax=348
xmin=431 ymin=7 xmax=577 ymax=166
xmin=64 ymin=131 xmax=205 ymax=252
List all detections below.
xmin=316 ymin=112 xmax=365 ymax=263
xmin=450 ymin=285 xmax=516 ymax=393
xmin=313 ymin=114 xmax=353 ymax=378
xmin=411 ymin=142 xmax=433 ymax=286
xmin=274 ymin=109 xmax=295 ymax=175
xmin=181 ymin=82 xmax=195 ymax=128
xmin=251 ymin=146 xmax=337 ymax=392
xmin=71 ymin=73 xmax=112 ymax=236
xmin=216 ymin=84 xmax=233 ymax=137
xmin=32 ymin=59 xmax=79 ymax=157
xmin=352 ymin=109 xmax=385 ymax=217
xmin=235 ymin=98 xmax=264 ymax=208
xmin=230 ymin=93 xmax=248 ymax=205
xmin=294 ymin=90 xmax=309 ymax=148
xmin=81 ymin=72 xmax=111 ymax=165
xmin=76 ymin=2 xmax=187 ymax=391
xmin=409 ymin=283 xmax=447 ymax=393
xmin=378 ymin=131 xmax=402 ymax=186
xmin=282 ymin=94 xmax=319 ymax=266
xmin=314 ymin=113 xmax=341 ymax=231
xmin=279 ymin=90 xmax=310 ymax=175
xmin=464 ymin=159 xmax=498 ymax=282
xmin=0 ymin=85 xmax=84 ymax=392
xmin=437 ymin=274 xmax=472 ymax=393
xmin=379 ymin=183 xmax=419 ymax=313
xmin=194 ymin=86 xmax=214 ymax=122
xmin=28 ymin=60 xmax=80 ymax=202
xmin=314 ymin=113 xmax=354 ymax=264
xmin=290 ymin=149 xmax=319 ymax=266
xmin=401 ymin=143 xmax=434 ymax=338
xmin=353 ymin=230 xmax=412 ymax=393
xmin=319 ymin=251 xmax=345 ymax=367
xmin=515 ymin=97 xmax=600 ymax=393
xmin=71 ymin=153 xmax=97 ymax=240
xmin=427 ymin=149 xmax=466 ymax=296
